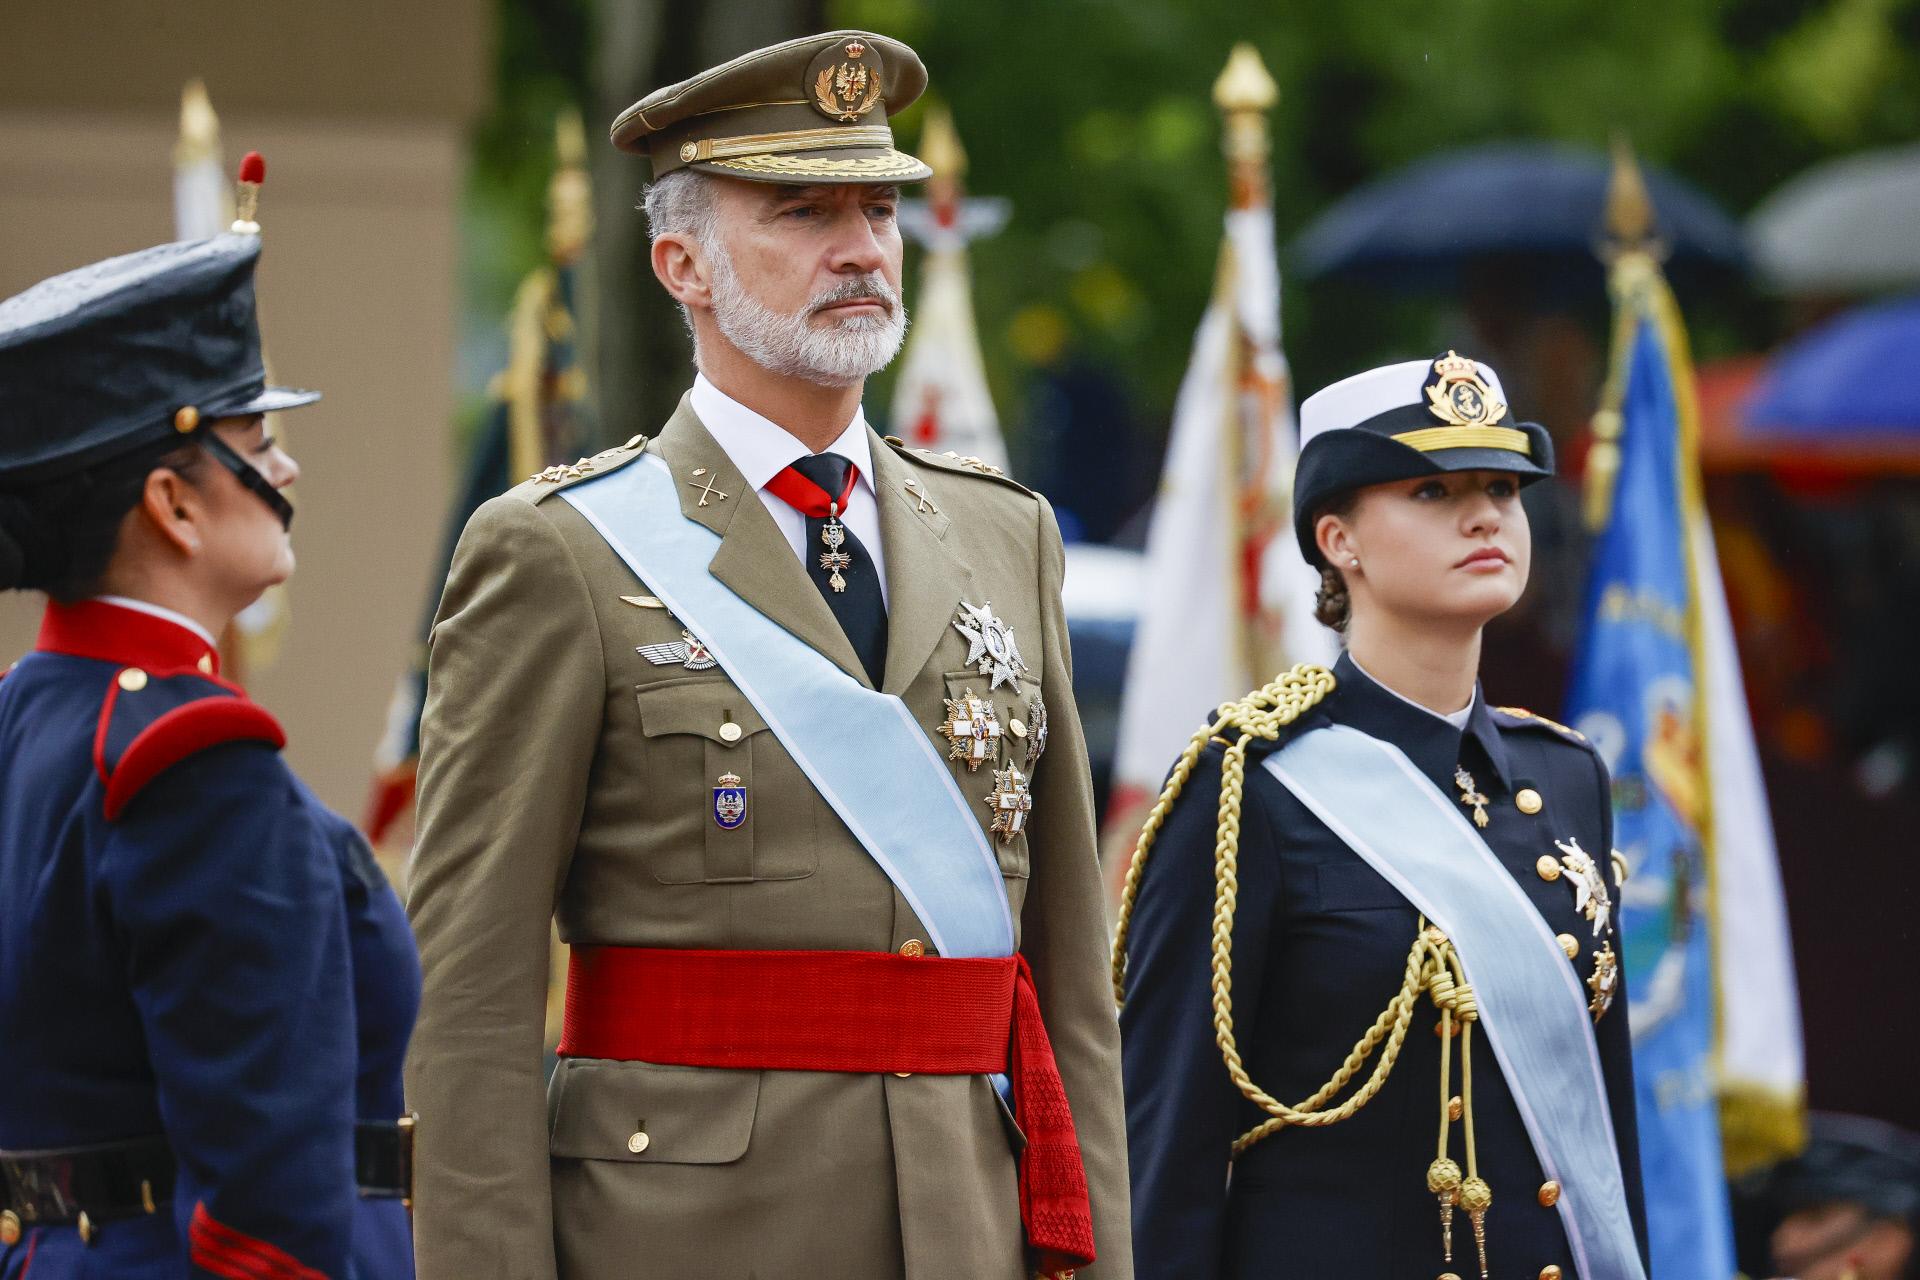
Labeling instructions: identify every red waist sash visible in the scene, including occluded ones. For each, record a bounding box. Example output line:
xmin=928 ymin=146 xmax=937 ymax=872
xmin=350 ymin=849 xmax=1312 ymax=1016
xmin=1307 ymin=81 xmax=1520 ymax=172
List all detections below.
xmin=559 ymin=946 xmax=1095 ymax=1274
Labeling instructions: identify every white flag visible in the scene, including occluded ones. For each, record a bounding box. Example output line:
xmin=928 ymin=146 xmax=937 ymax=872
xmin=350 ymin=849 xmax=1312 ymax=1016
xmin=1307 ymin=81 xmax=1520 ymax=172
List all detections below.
xmin=891 ymin=108 xmax=1010 ymax=471
xmin=1693 ymin=512 xmax=1805 ymax=1164
xmin=1106 ymin=207 xmax=1333 ymax=864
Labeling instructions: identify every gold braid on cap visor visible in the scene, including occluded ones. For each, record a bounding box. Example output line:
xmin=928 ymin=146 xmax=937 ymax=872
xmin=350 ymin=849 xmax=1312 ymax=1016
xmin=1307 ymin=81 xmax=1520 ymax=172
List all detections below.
xmin=679 ymin=124 xmax=894 ymax=163
xmin=1389 ymin=425 xmax=1533 ymax=456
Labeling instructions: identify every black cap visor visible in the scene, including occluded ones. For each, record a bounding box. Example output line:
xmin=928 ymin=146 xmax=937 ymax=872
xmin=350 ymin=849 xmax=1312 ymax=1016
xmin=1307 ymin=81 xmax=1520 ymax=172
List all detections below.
xmin=1293 ymin=421 xmax=1554 ymax=566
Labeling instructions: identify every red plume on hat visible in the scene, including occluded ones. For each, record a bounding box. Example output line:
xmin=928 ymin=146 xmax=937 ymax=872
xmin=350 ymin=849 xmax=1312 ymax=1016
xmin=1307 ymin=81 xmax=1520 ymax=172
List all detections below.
xmin=231 ymin=151 xmax=265 ymax=234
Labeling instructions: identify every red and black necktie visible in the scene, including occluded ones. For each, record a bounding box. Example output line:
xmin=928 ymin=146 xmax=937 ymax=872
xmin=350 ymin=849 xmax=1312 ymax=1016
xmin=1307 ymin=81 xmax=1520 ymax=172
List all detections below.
xmin=765 ymin=453 xmax=887 ymax=686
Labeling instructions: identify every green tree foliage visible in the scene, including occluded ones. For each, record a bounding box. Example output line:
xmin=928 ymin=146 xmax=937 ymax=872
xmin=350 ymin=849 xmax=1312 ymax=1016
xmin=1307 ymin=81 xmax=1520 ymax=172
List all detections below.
xmin=466 ymin=0 xmax=1920 ymax=458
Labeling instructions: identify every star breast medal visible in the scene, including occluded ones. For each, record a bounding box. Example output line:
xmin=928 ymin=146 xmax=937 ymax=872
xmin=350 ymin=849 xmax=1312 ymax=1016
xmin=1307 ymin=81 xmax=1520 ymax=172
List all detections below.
xmin=986 ymin=765 xmax=1033 ymax=842
xmin=1552 ymin=836 xmax=1612 ymax=936
xmin=712 ymin=772 xmax=748 ymax=830
xmin=939 ymin=691 xmax=1002 ymax=771
xmin=953 ymin=600 xmax=1028 ymax=691
xmin=638 ymin=629 xmax=718 ymax=671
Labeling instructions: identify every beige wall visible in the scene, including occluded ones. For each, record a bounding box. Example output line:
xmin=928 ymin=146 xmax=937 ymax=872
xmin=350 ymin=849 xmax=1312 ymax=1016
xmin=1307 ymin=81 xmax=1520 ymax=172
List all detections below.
xmin=0 ymin=4 xmax=488 ymax=816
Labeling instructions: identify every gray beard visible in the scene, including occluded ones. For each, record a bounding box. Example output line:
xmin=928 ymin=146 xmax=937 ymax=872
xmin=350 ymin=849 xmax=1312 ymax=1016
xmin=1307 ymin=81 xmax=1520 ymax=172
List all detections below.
xmin=706 ymin=247 xmax=908 ymax=388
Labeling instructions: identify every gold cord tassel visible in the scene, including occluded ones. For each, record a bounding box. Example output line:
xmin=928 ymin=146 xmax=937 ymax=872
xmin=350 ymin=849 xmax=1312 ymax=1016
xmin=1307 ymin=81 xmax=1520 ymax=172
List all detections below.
xmin=1459 ymin=1002 xmax=1493 ymax=1280
xmin=1428 ymin=963 xmax=1462 ymax=1262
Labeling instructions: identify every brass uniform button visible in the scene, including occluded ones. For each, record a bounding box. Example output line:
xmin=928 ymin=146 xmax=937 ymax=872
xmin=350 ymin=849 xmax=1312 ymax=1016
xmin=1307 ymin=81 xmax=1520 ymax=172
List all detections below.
xmin=1556 ymin=933 xmax=1579 ymax=960
xmin=1439 ymin=1274 xmax=1462 ymax=1280
xmin=1447 ymin=1095 xmax=1463 ymax=1122
xmin=718 ymin=721 xmax=743 ymax=743
xmin=898 ymin=939 xmax=924 ymax=958
xmin=1536 ymin=855 xmax=1561 ymax=882
xmin=1516 ymin=787 xmax=1543 ymax=814
xmin=1540 ymin=1266 xmax=1564 ymax=1279
xmin=0 ymin=1209 xmax=20 ymax=1245
xmin=1009 ymin=719 xmax=1028 ymax=738
xmin=1538 ymin=1180 xmax=1561 ymax=1207
xmin=173 ymin=405 xmax=200 ymax=434
xmin=117 ymin=668 xmax=149 ymax=692
xmin=627 ymin=1130 xmax=650 ymax=1154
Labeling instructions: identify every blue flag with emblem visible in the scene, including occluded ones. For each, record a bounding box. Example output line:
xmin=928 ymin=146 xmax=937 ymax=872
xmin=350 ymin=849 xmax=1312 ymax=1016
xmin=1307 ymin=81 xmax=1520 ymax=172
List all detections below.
xmin=1564 ymin=175 xmax=1737 ymax=1276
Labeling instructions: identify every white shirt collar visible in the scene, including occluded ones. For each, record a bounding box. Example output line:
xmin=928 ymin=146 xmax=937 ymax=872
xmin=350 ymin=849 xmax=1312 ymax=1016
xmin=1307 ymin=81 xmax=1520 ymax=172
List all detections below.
xmin=1349 ymin=653 xmax=1476 ymax=728
xmin=690 ymin=373 xmax=875 ymax=494
xmin=93 ymin=595 xmax=220 ymax=649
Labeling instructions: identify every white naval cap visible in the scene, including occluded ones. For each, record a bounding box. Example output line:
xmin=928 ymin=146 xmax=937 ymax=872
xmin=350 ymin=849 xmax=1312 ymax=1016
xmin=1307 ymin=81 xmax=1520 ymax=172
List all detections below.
xmin=1299 ymin=355 xmax=1510 ymax=447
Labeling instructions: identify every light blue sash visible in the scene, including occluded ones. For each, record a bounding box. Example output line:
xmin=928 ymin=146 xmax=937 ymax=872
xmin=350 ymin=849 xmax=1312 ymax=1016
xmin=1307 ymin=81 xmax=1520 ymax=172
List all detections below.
xmin=1265 ymin=724 xmax=1646 ymax=1280
xmin=561 ymin=452 xmax=1015 ymax=960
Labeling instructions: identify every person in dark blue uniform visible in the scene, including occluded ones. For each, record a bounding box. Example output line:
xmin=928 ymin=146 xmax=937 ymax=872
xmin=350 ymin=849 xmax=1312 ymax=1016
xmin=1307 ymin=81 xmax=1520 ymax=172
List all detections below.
xmin=0 ymin=175 xmax=420 ymax=1279
xmin=1116 ymin=353 xmax=1649 ymax=1280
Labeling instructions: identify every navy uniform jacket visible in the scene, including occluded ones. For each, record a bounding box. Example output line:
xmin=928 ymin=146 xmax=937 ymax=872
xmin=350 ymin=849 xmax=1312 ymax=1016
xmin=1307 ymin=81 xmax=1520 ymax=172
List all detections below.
xmin=0 ymin=599 xmax=421 ymax=1279
xmin=1121 ymin=652 xmax=1648 ymax=1278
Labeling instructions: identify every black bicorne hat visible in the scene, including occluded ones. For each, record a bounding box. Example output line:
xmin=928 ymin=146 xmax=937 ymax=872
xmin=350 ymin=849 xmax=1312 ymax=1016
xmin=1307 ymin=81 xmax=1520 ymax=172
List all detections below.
xmin=1293 ymin=351 xmax=1554 ymax=567
xmin=0 ymin=233 xmax=319 ymax=486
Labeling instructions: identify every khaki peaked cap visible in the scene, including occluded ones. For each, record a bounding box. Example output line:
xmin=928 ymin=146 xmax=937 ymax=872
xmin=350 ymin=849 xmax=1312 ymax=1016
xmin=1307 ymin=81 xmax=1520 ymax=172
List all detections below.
xmin=612 ymin=30 xmax=933 ymax=186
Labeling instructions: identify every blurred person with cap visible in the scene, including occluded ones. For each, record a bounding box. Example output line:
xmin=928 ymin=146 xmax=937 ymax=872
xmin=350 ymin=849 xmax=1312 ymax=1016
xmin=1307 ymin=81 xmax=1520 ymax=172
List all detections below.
xmin=405 ymin=29 xmax=1128 ymax=1280
xmin=1114 ymin=353 xmax=1648 ymax=1278
xmin=1749 ymin=1113 xmax=1920 ymax=1280
xmin=0 ymin=165 xmax=419 ymax=1279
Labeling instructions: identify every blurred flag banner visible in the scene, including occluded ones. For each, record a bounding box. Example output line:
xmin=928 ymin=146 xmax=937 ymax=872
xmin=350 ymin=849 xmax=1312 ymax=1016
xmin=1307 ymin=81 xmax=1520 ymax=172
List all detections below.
xmin=1104 ymin=46 xmax=1331 ymax=876
xmin=891 ymin=106 xmax=1011 ymax=471
xmin=1566 ymin=149 xmax=1805 ymax=1280
xmin=175 ymin=80 xmax=292 ymax=675
xmin=364 ymin=112 xmax=596 ymax=849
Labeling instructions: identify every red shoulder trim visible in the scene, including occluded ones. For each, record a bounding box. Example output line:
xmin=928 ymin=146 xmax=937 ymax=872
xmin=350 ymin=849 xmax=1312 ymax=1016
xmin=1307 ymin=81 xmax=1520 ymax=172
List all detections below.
xmin=189 ymin=1202 xmax=328 ymax=1280
xmin=103 ymin=698 xmax=286 ymax=821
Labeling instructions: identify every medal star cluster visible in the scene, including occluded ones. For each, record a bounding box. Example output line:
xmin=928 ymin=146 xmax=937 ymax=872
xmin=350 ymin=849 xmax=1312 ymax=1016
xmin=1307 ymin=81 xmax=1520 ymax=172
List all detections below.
xmin=940 ymin=601 xmax=1044 ymax=843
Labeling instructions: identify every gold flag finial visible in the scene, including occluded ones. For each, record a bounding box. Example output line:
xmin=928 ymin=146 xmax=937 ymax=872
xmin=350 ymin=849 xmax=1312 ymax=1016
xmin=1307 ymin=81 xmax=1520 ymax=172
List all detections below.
xmin=1213 ymin=44 xmax=1277 ymax=210
xmin=1213 ymin=43 xmax=1279 ymax=115
xmin=1604 ymin=134 xmax=1656 ymax=248
xmin=176 ymin=79 xmax=221 ymax=168
xmin=917 ymin=104 xmax=967 ymax=181
xmin=546 ymin=107 xmax=593 ymax=264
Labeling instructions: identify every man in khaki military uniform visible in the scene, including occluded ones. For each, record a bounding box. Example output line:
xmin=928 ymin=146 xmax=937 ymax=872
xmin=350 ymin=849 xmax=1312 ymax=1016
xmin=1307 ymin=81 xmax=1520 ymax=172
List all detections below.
xmin=405 ymin=31 xmax=1131 ymax=1280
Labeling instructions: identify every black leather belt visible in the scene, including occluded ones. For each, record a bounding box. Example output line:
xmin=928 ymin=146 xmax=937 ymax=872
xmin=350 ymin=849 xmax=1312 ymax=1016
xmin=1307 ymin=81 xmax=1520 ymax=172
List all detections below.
xmin=0 ymin=1117 xmax=415 ymax=1240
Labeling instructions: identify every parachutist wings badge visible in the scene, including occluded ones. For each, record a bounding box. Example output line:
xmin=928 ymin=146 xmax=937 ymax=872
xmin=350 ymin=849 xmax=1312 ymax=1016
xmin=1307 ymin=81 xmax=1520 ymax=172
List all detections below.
xmin=638 ymin=630 xmax=719 ymax=672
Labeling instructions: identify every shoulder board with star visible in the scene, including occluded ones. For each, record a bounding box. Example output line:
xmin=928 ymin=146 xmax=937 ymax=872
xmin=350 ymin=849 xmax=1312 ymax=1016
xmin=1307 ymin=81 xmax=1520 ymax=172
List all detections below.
xmin=522 ymin=433 xmax=651 ymax=503
xmin=1492 ymin=705 xmax=1591 ymax=747
xmin=881 ymin=436 xmax=1035 ymax=498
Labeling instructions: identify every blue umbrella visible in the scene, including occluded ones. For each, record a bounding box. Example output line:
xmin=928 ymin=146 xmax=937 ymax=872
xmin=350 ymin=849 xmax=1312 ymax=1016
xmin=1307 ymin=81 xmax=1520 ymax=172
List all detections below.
xmin=1746 ymin=294 xmax=1920 ymax=435
xmin=1291 ymin=142 xmax=1746 ymax=295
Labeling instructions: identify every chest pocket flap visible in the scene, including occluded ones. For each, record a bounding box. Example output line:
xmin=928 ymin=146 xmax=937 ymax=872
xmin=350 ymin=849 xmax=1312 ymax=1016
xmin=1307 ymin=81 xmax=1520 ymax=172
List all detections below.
xmin=635 ymin=680 xmax=768 ymax=744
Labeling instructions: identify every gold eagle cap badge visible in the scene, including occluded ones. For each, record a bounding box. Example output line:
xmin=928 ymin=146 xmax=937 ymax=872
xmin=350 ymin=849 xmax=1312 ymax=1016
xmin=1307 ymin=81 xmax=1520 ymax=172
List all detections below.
xmin=1423 ymin=350 xmax=1509 ymax=426
xmin=808 ymin=39 xmax=884 ymax=122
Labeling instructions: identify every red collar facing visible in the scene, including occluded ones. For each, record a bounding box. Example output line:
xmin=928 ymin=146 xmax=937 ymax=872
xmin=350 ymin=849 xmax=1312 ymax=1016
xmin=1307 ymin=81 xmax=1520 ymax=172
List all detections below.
xmin=36 ymin=599 xmax=221 ymax=679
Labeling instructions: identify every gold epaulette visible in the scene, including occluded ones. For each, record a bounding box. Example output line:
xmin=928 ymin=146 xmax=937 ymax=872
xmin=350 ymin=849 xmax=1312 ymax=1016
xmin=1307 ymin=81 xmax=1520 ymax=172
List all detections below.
xmin=884 ymin=438 xmax=1034 ymax=496
xmin=1495 ymin=705 xmax=1588 ymax=744
xmin=525 ymin=433 xmax=649 ymax=500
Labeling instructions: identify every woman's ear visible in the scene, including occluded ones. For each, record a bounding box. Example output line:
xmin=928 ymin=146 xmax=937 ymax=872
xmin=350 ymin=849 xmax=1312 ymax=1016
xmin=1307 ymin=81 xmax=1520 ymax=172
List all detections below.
xmin=138 ymin=467 xmax=202 ymax=556
xmin=1316 ymin=513 xmax=1354 ymax=572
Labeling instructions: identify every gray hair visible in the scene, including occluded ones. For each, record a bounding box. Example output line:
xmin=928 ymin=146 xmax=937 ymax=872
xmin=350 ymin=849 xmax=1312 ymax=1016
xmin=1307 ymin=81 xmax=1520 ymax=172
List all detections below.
xmin=641 ymin=169 xmax=719 ymax=249
xmin=640 ymin=169 xmax=720 ymax=341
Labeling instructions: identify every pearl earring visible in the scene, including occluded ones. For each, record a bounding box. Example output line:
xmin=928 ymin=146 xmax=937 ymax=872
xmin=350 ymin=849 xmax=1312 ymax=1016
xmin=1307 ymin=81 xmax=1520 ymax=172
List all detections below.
xmin=1348 ymin=557 xmax=1360 ymax=568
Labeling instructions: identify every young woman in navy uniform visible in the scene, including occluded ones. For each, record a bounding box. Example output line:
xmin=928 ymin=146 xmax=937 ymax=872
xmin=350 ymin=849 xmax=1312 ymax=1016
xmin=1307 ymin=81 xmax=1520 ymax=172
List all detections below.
xmin=1117 ymin=354 xmax=1649 ymax=1279
xmin=0 ymin=185 xmax=419 ymax=1277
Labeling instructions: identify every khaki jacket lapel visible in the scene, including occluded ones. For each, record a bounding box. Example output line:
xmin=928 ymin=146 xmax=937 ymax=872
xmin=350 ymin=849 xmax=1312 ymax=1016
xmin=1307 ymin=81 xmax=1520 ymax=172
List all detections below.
xmin=868 ymin=434 xmax=975 ymax=695
xmin=649 ymin=397 xmax=870 ymax=687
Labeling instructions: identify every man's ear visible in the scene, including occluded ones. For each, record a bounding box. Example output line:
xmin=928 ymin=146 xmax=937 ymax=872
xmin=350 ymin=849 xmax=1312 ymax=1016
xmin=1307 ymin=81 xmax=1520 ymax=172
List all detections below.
xmin=138 ymin=466 xmax=203 ymax=556
xmin=652 ymin=234 xmax=712 ymax=310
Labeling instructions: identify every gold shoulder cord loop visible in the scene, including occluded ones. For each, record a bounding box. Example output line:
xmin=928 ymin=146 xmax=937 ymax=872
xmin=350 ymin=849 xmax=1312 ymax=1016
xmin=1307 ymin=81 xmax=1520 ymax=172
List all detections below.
xmin=1112 ymin=664 xmax=1496 ymax=1277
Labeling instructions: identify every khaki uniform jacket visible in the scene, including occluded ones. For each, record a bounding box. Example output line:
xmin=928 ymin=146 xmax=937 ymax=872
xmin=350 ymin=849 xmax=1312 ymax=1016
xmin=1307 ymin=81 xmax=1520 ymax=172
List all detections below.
xmin=406 ymin=397 xmax=1132 ymax=1280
